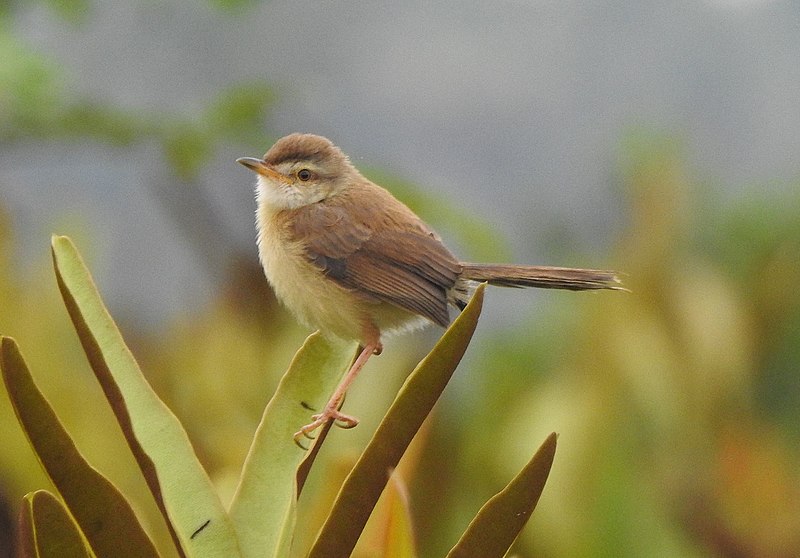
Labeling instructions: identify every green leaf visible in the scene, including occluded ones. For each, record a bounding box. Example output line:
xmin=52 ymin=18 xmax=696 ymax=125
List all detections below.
xmin=59 ymin=102 xmax=146 ymax=145
xmin=207 ymin=82 xmax=276 ymax=142
xmin=307 ymin=283 xmax=485 ymax=558
xmin=446 ymin=432 xmax=558 ymax=558
xmin=372 ymin=473 xmax=417 ymax=558
xmin=163 ymin=124 xmax=213 ymax=180
xmin=0 ymin=337 xmax=158 ymax=558
xmin=228 ymin=332 xmax=356 ymax=558
xmin=42 ymin=0 xmax=91 ymax=24
xmin=18 ymin=490 xmax=93 ymax=558
xmin=50 ymin=235 xmax=242 ymax=558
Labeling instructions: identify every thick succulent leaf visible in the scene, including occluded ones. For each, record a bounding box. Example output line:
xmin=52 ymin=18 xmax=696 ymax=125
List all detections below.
xmin=446 ymin=432 xmax=558 ymax=558
xmin=295 ymin=407 xmax=337 ymax=496
xmin=228 ymin=332 xmax=356 ymax=558
xmin=369 ymin=473 xmax=417 ymax=558
xmin=50 ymin=235 xmax=242 ymax=558
xmin=307 ymin=283 xmax=485 ymax=558
xmin=383 ymin=477 xmax=417 ymax=558
xmin=0 ymin=337 xmax=158 ymax=558
xmin=18 ymin=490 xmax=93 ymax=558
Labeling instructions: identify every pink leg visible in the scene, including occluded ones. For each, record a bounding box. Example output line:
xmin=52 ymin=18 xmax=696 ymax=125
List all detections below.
xmin=293 ymin=340 xmax=381 ymax=445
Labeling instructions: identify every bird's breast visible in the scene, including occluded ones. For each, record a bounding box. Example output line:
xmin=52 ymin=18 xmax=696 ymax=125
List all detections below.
xmin=255 ymin=205 xmax=368 ymax=341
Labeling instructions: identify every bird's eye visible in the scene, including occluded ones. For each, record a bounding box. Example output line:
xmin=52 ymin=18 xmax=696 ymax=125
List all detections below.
xmin=297 ymin=169 xmax=313 ymax=181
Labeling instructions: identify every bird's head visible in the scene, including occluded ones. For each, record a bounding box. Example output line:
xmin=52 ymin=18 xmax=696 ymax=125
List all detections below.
xmin=237 ymin=133 xmax=357 ymax=210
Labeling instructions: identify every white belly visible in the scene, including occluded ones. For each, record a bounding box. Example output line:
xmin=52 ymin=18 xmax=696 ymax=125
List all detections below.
xmin=258 ymin=228 xmax=359 ymax=340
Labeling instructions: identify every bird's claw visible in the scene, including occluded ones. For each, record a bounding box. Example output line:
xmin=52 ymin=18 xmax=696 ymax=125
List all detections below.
xmin=292 ymin=409 xmax=360 ymax=449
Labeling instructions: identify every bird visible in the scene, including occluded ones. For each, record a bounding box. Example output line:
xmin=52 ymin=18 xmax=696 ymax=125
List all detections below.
xmin=237 ymin=133 xmax=622 ymax=444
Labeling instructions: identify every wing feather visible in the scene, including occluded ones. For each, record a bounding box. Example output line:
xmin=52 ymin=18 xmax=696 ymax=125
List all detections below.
xmin=289 ymin=202 xmax=462 ymax=327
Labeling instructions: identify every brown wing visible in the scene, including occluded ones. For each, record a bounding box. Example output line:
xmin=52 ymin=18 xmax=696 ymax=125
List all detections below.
xmin=291 ymin=203 xmax=371 ymax=258
xmin=291 ymin=203 xmax=462 ymax=327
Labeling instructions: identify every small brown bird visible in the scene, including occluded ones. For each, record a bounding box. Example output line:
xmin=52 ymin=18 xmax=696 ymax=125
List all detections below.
xmin=237 ymin=133 xmax=621 ymax=443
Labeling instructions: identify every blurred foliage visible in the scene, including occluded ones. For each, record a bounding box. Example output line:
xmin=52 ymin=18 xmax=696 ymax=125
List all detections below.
xmin=2 ymin=3 xmax=800 ymax=557
xmin=0 ymin=9 xmax=275 ymax=178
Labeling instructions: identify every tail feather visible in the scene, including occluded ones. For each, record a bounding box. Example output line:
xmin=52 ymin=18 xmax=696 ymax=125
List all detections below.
xmin=460 ymin=263 xmax=624 ymax=292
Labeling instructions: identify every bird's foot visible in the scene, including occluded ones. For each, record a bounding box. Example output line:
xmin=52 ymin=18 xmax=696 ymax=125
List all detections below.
xmin=293 ymin=407 xmax=360 ymax=447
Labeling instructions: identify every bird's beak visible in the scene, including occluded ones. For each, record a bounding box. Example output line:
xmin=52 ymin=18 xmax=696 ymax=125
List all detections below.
xmin=236 ymin=157 xmax=292 ymax=184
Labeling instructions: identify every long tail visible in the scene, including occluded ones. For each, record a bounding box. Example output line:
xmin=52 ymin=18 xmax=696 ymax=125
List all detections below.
xmin=460 ymin=263 xmax=624 ymax=291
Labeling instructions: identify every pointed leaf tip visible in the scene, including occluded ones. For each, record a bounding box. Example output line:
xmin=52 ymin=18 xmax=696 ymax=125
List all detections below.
xmin=229 ymin=332 xmax=356 ymax=558
xmin=50 ymin=235 xmax=243 ymax=556
xmin=20 ymin=490 xmax=92 ymax=558
xmin=446 ymin=432 xmax=558 ymax=558
xmin=1 ymin=336 xmax=160 ymax=558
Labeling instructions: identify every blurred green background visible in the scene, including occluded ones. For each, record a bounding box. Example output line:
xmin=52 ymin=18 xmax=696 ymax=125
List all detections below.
xmin=2 ymin=2 xmax=799 ymax=557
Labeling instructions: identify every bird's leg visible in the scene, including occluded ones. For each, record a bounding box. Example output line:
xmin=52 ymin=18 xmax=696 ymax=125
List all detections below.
xmin=293 ymin=340 xmax=382 ymax=445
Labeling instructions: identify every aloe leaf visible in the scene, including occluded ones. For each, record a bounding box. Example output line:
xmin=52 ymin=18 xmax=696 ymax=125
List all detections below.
xmin=307 ymin=283 xmax=485 ymax=558
xmin=295 ymin=407 xmax=337 ymax=496
xmin=446 ymin=432 xmax=558 ymax=558
xmin=18 ymin=490 xmax=94 ymax=558
xmin=228 ymin=332 xmax=356 ymax=558
xmin=16 ymin=496 xmax=36 ymax=558
xmin=373 ymin=473 xmax=417 ymax=558
xmin=50 ymin=235 xmax=242 ymax=557
xmin=0 ymin=337 xmax=157 ymax=557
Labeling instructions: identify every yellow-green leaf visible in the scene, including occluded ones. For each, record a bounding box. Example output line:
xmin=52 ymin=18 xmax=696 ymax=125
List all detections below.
xmin=18 ymin=490 xmax=93 ymax=558
xmin=446 ymin=432 xmax=558 ymax=558
xmin=307 ymin=283 xmax=485 ymax=558
xmin=0 ymin=337 xmax=157 ymax=558
xmin=50 ymin=235 xmax=242 ymax=558
xmin=361 ymin=472 xmax=417 ymax=558
xmin=228 ymin=332 xmax=356 ymax=558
